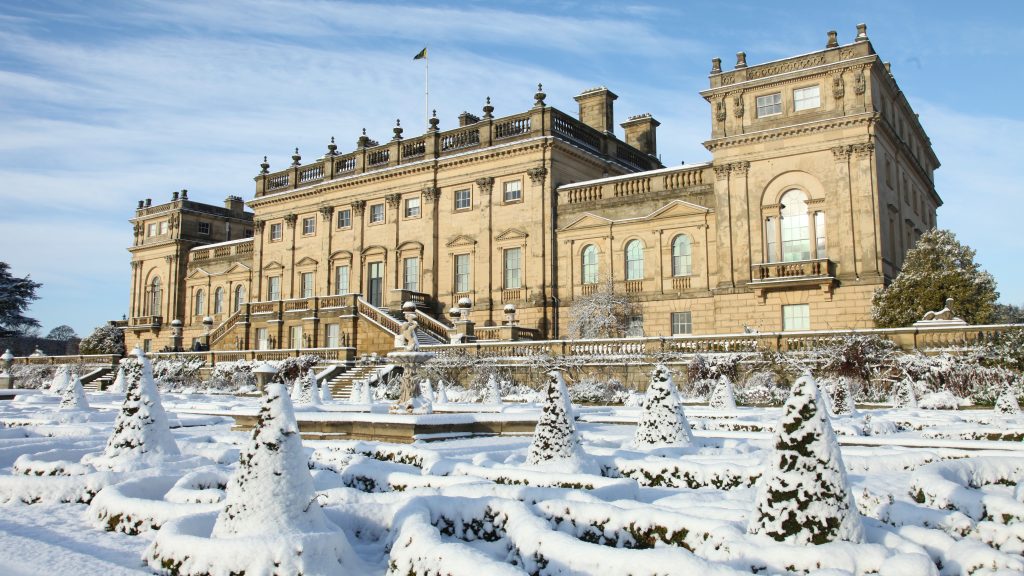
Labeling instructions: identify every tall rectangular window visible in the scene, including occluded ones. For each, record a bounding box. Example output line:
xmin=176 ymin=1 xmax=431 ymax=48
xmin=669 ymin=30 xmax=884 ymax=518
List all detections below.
xmin=256 ymin=328 xmax=269 ymax=350
xmin=337 ymin=209 xmax=351 ymax=229
xmin=765 ymin=217 xmax=777 ymax=262
xmin=147 ymin=223 xmax=156 ymax=237
xmin=267 ymin=276 xmax=281 ymax=300
xmin=369 ymin=203 xmax=384 ymax=223
xmin=503 ymin=247 xmax=521 ymax=289
xmin=454 ymin=254 xmax=470 ymax=293
xmin=159 ymin=221 xmax=168 ymax=235
xmin=302 ymin=216 xmax=315 ymax=235
xmin=198 ymin=222 xmax=211 ymax=235
xmin=503 ymin=180 xmax=522 ymax=203
xmin=325 ymin=323 xmax=340 ymax=348
xmin=454 ymin=189 xmax=471 ymax=210
xmin=756 ymin=92 xmax=782 ymax=117
xmin=782 ymin=304 xmax=810 ymax=331
xmin=814 ymin=211 xmax=827 ymax=259
xmin=671 ymin=311 xmax=692 ymax=335
xmin=404 ymin=197 xmax=421 ymax=218
xmin=269 ymin=223 xmax=283 ymax=241
xmin=403 ymin=257 xmax=420 ymax=292
xmin=334 ymin=265 xmax=350 ymax=294
xmin=300 ymin=272 xmax=314 ymax=298
xmin=290 ymin=325 xmax=303 ymax=348
xmin=793 ymin=85 xmax=820 ymax=111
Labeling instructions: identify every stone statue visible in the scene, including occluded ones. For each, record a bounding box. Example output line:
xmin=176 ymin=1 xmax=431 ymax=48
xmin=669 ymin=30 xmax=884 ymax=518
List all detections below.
xmin=915 ymin=298 xmax=967 ymax=327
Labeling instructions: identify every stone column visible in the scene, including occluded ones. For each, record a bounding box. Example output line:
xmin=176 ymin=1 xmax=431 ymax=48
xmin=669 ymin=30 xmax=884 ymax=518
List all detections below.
xmin=831 ymin=145 xmax=857 ymax=279
xmin=476 ymin=177 xmax=495 ymax=322
xmin=712 ymin=164 xmax=734 ymax=288
xmin=731 ymin=161 xmax=752 ymax=284
xmin=284 ymin=213 xmax=298 ymax=298
xmin=423 ymin=186 xmax=441 ymax=307
xmin=853 ymin=142 xmax=880 ymax=278
xmin=352 ymin=200 xmax=366 ymax=296
xmin=319 ymin=206 xmax=334 ymax=295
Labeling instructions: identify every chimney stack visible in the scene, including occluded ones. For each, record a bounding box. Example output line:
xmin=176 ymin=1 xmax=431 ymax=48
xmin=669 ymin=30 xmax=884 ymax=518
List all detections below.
xmin=574 ymin=86 xmax=618 ymax=135
xmin=224 ymin=195 xmax=245 ymax=213
xmin=620 ymin=113 xmax=660 ymax=157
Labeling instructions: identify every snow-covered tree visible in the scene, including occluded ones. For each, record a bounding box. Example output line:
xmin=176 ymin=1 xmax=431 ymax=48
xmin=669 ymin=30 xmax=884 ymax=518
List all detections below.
xmin=212 ymin=382 xmax=331 ymax=537
xmin=873 ymin=229 xmax=998 ymax=327
xmin=435 ymin=381 xmax=449 ymax=404
xmin=79 ymin=323 xmax=125 ymax=355
xmin=749 ymin=373 xmax=863 ymax=544
xmin=893 ymin=378 xmax=918 ymax=409
xmin=295 ymin=369 xmax=320 ymax=406
xmin=708 ymin=374 xmax=737 ymax=410
xmin=100 ymin=348 xmax=179 ymax=461
xmin=829 ymin=376 xmax=856 ymax=416
xmin=995 ymin=386 xmax=1021 ymax=414
xmin=566 ymin=278 xmax=641 ymax=339
xmin=59 ymin=374 xmax=89 ymax=410
xmin=320 ymin=376 xmax=333 ymax=403
xmin=109 ymin=365 xmax=127 ymax=395
xmin=527 ymin=370 xmax=583 ymax=466
xmin=419 ymin=379 xmax=434 ymax=403
xmin=0 ymin=261 xmax=42 ymax=337
xmin=348 ymin=380 xmax=363 ymax=404
xmin=633 ymin=364 xmax=693 ymax=447
xmin=49 ymin=365 xmax=70 ymax=395
xmin=483 ymin=373 xmax=502 ymax=404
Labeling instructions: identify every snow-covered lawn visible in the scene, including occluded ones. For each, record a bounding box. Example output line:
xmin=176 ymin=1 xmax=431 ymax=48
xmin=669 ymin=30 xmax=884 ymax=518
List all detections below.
xmin=1 ymin=384 xmax=1023 ymax=574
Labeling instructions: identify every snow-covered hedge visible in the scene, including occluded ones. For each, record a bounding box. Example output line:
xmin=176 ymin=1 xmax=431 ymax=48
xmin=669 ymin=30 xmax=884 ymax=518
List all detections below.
xmin=152 ymin=356 xmax=205 ymax=391
xmin=909 ymin=457 xmax=1024 ymax=520
xmin=569 ymin=376 xmax=627 ymax=404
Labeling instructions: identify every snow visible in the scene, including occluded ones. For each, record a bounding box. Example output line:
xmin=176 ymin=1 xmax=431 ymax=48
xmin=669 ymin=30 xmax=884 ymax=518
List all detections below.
xmin=2 ymin=363 xmax=1024 ymax=575
xmin=633 ymin=363 xmax=694 ymax=448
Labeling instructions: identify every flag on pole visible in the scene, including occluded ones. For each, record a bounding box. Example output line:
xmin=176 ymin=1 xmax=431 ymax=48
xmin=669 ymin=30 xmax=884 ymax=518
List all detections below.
xmin=413 ymin=47 xmax=427 ymax=60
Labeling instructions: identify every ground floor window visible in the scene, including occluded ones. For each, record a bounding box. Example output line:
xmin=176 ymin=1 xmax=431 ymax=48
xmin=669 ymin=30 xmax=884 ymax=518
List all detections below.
xmin=143 ymin=339 xmax=151 ymax=352
xmin=256 ymin=328 xmax=269 ymax=350
xmin=782 ymin=304 xmax=810 ymax=331
xmin=290 ymin=325 xmax=303 ymax=349
xmin=671 ymin=311 xmax=692 ymax=335
xmin=325 ymin=323 xmax=340 ymax=348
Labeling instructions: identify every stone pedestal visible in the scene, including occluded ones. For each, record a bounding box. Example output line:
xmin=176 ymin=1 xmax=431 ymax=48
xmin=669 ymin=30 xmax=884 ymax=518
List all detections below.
xmin=0 ymin=374 xmax=12 ymax=390
xmin=388 ymin=350 xmax=435 ymax=414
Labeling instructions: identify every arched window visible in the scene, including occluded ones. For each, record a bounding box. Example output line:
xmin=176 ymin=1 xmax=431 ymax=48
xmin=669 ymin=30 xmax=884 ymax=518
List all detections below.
xmin=671 ymin=235 xmax=692 ymax=276
xmin=213 ymin=287 xmax=224 ymax=314
xmin=194 ymin=289 xmax=205 ymax=316
xmin=625 ymin=240 xmax=644 ymax=281
xmin=148 ymin=277 xmax=162 ymax=317
xmin=233 ymin=285 xmax=245 ymax=312
xmin=780 ymin=189 xmax=811 ymax=262
xmin=581 ymin=245 xmax=598 ymax=284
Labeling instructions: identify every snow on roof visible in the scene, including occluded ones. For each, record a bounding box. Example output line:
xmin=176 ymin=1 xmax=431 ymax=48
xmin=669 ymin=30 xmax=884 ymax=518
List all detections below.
xmin=557 ymin=162 xmax=711 ymax=190
xmin=189 ymin=236 xmax=254 ymax=252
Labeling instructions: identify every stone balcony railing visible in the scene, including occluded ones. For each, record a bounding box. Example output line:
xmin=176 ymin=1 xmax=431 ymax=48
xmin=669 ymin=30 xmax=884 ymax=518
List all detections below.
xmin=558 ymin=162 xmax=713 ymax=208
xmin=749 ymin=258 xmax=836 ymax=301
xmin=256 ymin=106 xmax=661 ymax=197
xmin=128 ymin=315 xmax=162 ymax=328
xmin=188 ymin=238 xmax=255 ymax=269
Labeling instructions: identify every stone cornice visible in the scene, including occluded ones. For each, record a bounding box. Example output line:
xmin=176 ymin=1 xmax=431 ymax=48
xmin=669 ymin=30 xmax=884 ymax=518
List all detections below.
xmin=703 ymin=112 xmax=875 ymax=152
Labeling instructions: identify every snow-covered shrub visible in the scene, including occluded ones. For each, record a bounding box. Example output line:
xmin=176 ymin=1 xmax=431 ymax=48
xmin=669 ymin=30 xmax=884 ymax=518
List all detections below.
xmin=207 ymin=360 xmax=257 ymax=391
xmin=8 ymin=363 xmax=57 ymax=389
xmin=748 ymin=373 xmax=863 ymax=544
xmin=294 ymin=369 xmax=320 ymax=406
xmin=109 ymin=365 xmax=127 ymax=394
xmin=996 ymin=386 xmax=1021 ymax=414
xmin=686 ymin=354 xmax=740 ymax=398
xmin=569 ymin=376 xmax=626 ymax=404
xmin=828 ymin=376 xmax=857 ymax=415
xmin=213 ymin=382 xmax=329 ymax=536
xmin=633 ymin=364 xmax=692 ymax=448
xmin=273 ymin=354 xmax=322 ymax=385
xmin=566 ymin=278 xmax=642 ymax=338
xmin=79 ymin=323 xmax=125 ymax=355
xmin=96 ymin=349 xmax=180 ymax=466
xmin=152 ymin=356 xmax=204 ymax=391
xmin=59 ymin=375 xmax=89 ymax=410
xmin=435 ymin=381 xmax=449 ymax=404
xmin=321 ymin=376 xmax=334 ymax=403
xmin=919 ymin=390 xmax=962 ymax=410
xmin=526 ymin=370 xmax=584 ymax=469
xmin=118 ymin=356 xmax=142 ymax=392
xmin=49 ymin=365 xmax=71 ymax=394
xmin=736 ymin=371 xmax=787 ymax=406
xmin=986 ymin=327 xmax=1024 ymax=373
xmin=817 ymin=334 xmax=896 ymax=385
xmin=892 ymin=377 xmax=919 ymax=409
xmin=482 ymin=373 xmax=502 ymax=404
xmin=707 ymin=375 xmax=736 ymax=410
xmin=893 ymin=352 xmax=1013 ymax=403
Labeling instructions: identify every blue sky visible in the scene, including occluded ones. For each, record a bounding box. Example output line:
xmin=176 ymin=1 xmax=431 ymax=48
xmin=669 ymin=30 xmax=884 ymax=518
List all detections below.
xmin=1 ymin=0 xmax=1021 ymax=337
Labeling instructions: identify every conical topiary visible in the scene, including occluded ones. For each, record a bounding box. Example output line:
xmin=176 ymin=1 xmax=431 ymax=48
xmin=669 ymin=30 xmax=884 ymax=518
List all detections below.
xmin=829 ymin=376 xmax=856 ymax=415
xmin=361 ymin=379 xmax=372 ymax=404
xmin=483 ymin=373 xmax=502 ymax=404
xmin=419 ymin=379 xmax=434 ymax=403
xmin=60 ymin=374 xmax=90 ymax=410
xmin=708 ymin=374 xmax=737 ymax=410
xmin=995 ymin=386 xmax=1021 ymax=415
xmin=110 ymin=365 xmax=127 ymax=395
xmin=526 ymin=370 xmax=583 ymax=467
xmin=295 ymin=369 xmax=320 ymax=406
xmin=748 ymin=373 xmax=863 ymax=544
xmin=49 ymin=365 xmax=70 ymax=395
xmin=634 ymin=364 xmax=693 ymax=447
xmin=893 ymin=378 xmax=918 ymax=409
xmin=435 ymin=381 xmax=449 ymax=404
xmin=100 ymin=348 xmax=180 ymax=461
xmin=212 ymin=382 xmax=332 ymax=537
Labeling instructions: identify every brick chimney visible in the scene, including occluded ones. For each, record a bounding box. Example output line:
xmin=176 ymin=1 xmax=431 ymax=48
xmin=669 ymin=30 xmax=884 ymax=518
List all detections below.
xmin=574 ymin=86 xmax=618 ymax=134
xmin=620 ymin=113 xmax=660 ymax=156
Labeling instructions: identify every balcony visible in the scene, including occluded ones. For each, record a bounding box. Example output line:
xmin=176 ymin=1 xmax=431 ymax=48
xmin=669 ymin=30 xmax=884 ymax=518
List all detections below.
xmin=749 ymin=258 xmax=836 ymax=302
xmin=129 ymin=315 xmax=162 ymax=328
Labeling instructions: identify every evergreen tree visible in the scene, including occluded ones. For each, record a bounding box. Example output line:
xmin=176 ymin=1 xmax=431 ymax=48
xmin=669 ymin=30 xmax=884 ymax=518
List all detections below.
xmin=109 ymin=364 xmax=127 ymax=395
xmin=348 ymin=379 xmax=363 ymax=403
xmin=320 ymin=375 xmax=333 ymax=403
xmin=49 ymin=365 xmax=70 ymax=395
xmin=483 ymin=373 xmax=502 ymax=404
xmin=527 ymin=370 xmax=583 ymax=466
xmin=79 ymin=323 xmax=125 ymax=355
xmin=829 ymin=377 xmax=856 ymax=416
xmin=995 ymin=386 xmax=1020 ymax=414
xmin=893 ymin=377 xmax=918 ymax=409
xmin=101 ymin=348 xmax=179 ymax=461
xmin=212 ymin=382 xmax=331 ymax=537
xmin=59 ymin=374 xmax=89 ymax=410
xmin=748 ymin=373 xmax=863 ymax=544
xmin=634 ymin=364 xmax=693 ymax=447
xmin=708 ymin=374 xmax=737 ymax=410
xmin=295 ymin=369 xmax=320 ymax=406
xmin=435 ymin=381 xmax=449 ymax=404
xmin=419 ymin=379 xmax=434 ymax=403
xmin=0 ymin=261 xmax=42 ymax=337
xmin=873 ymin=229 xmax=998 ymax=327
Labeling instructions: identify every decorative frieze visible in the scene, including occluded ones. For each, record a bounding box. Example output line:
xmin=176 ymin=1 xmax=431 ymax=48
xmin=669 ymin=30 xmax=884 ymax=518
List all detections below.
xmin=731 ymin=92 xmax=744 ymax=118
xmin=318 ymin=206 xmax=334 ymax=221
xmin=715 ymin=97 xmax=726 ymax=122
xmin=730 ymin=161 xmax=750 ymax=176
xmin=832 ymin=74 xmax=845 ymax=99
xmin=253 ymin=219 xmax=265 ymax=233
xmin=853 ymin=142 xmax=875 ymax=158
xmin=385 ymin=193 xmax=402 ymax=208
xmin=422 ymin=186 xmax=441 ymax=203
xmin=713 ymin=165 xmax=732 ymax=180
xmin=854 ymin=70 xmax=866 ymax=95
xmin=351 ymin=200 xmax=366 ymax=215
xmin=476 ymin=176 xmax=495 ymax=195
xmin=831 ymin=145 xmax=853 ymax=161
xmin=527 ymin=166 xmax=548 ymax=185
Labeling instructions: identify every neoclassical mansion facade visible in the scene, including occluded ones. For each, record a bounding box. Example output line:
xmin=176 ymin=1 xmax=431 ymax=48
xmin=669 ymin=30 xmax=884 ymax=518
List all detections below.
xmin=124 ymin=25 xmax=940 ymax=354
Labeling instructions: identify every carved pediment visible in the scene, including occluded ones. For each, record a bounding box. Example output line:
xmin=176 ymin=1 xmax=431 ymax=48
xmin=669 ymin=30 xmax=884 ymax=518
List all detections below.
xmin=223 ymin=262 xmax=252 ymax=275
xmin=186 ymin=268 xmax=211 ymax=280
xmin=330 ymin=249 xmax=353 ymax=261
xmin=559 ymin=213 xmax=613 ymax=232
xmin=446 ymin=234 xmax=477 ymax=248
xmin=646 ymin=200 xmax=713 ymax=220
xmin=295 ymin=256 xmax=319 ymax=268
xmin=262 ymin=261 xmax=285 ymax=271
xmin=495 ymin=227 xmax=529 ymax=242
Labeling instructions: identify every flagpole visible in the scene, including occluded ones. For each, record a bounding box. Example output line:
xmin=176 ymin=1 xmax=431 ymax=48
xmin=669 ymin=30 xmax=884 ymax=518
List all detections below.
xmin=424 ymin=53 xmax=429 ymax=128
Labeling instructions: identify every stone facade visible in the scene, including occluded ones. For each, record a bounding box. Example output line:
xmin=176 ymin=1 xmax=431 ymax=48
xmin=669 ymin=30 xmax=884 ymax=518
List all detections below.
xmin=124 ymin=25 xmax=940 ymax=353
